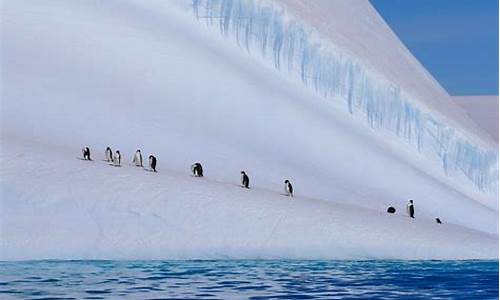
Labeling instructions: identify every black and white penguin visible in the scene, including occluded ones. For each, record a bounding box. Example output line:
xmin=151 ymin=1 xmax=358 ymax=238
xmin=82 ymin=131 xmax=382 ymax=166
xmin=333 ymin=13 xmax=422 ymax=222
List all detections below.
xmin=406 ymin=200 xmax=415 ymax=218
xmin=149 ymin=155 xmax=157 ymax=172
xmin=284 ymin=180 xmax=293 ymax=197
xmin=105 ymin=147 xmax=113 ymax=162
xmin=241 ymin=171 xmax=249 ymax=189
xmin=82 ymin=147 xmax=91 ymax=160
xmin=114 ymin=150 xmax=121 ymax=166
xmin=191 ymin=162 xmax=203 ymax=177
xmin=133 ymin=149 xmax=143 ymax=167
xmin=436 ymin=218 xmax=442 ymax=224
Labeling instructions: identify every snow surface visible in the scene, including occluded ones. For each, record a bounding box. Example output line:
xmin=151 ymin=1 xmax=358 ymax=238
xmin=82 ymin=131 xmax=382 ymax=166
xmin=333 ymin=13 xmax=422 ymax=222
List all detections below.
xmin=1 ymin=0 xmax=498 ymax=260
xmin=276 ymin=0 xmax=492 ymax=143
xmin=2 ymin=138 xmax=497 ymax=260
xmin=188 ymin=0 xmax=498 ymax=192
xmin=454 ymin=96 xmax=499 ymax=143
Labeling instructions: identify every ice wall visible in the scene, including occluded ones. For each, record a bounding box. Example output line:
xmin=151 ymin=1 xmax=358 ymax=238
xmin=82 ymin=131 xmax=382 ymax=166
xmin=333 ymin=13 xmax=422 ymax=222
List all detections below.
xmin=454 ymin=96 xmax=499 ymax=143
xmin=188 ymin=0 xmax=498 ymax=193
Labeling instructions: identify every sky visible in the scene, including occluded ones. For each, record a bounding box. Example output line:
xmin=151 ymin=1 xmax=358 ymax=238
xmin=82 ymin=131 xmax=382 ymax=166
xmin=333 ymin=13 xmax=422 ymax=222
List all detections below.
xmin=370 ymin=0 xmax=498 ymax=96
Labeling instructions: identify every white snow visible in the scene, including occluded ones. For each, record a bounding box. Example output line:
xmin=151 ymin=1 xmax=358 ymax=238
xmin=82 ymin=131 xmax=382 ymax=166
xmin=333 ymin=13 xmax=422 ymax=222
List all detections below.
xmin=1 ymin=0 xmax=498 ymax=260
xmin=275 ymin=0 xmax=494 ymax=145
xmin=454 ymin=95 xmax=499 ymax=143
xmin=2 ymin=138 xmax=497 ymax=260
xmin=187 ymin=0 xmax=498 ymax=192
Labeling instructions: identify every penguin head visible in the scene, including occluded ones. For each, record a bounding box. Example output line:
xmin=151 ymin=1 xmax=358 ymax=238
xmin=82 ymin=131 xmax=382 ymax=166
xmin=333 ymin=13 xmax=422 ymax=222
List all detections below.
xmin=241 ymin=171 xmax=245 ymax=174
xmin=284 ymin=180 xmax=289 ymax=183
xmin=116 ymin=150 xmax=120 ymax=154
xmin=137 ymin=149 xmax=141 ymax=153
xmin=409 ymin=200 xmax=413 ymax=204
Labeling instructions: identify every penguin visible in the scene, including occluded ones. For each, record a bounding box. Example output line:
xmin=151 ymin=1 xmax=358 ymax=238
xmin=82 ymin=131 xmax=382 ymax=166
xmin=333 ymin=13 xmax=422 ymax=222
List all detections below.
xmin=284 ymin=180 xmax=293 ymax=197
xmin=241 ymin=171 xmax=249 ymax=189
xmin=387 ymin=206 xmax=396 ymax=214
xmin=191 ymin=162 xmax=203 ymax=177
xmin=105 ymin=147 xmax=113 ymax=162
xmin=113 ymin=150 xmax=121 ymax=166
xmin=406 ymin=200 xmax=415 ymax=218
xmin=82 ymin=147 xmax=91 ymax=160
xmin=436 ymin=218 xmax=442 ymax=224
xmin=149 ymin=155 xmax=157 ymax=172
xmin=133 ymin=149 xmax=143 ymax=167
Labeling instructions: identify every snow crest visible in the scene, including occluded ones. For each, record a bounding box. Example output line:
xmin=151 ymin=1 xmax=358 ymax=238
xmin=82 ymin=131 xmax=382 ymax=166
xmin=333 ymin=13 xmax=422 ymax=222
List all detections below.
xmin=188 ymin=0 xmax=498 ymax=193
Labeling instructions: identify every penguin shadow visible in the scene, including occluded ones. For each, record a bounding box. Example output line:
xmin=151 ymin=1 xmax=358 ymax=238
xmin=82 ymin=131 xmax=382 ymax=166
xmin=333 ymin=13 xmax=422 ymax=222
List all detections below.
xmin=121 ymin=162 xmax=146 ymax=169
xmin=77 ymin=157 xmax=93 ymax=161
xmin=231 ymin=183 xmax=250 ymax=189
xmin=108 ymin=164 xmax=122 ymax=167
xmin=280 ymin=193 xmax=293 ymax=197
xmin=128 ymin=163 xmax=144 ymax=168
xmin=143 ymin=168 xmax=157 ymax=173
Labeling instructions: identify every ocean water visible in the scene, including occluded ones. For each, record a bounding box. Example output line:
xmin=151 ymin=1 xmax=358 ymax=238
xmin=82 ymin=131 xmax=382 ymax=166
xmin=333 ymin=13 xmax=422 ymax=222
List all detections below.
xmin=0 ymin=260 xmax=498 ymax=299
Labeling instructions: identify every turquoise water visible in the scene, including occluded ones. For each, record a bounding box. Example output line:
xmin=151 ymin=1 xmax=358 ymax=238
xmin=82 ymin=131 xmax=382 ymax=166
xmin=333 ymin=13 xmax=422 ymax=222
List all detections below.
xmin=0 ymin=260 xmax=498 ymax=299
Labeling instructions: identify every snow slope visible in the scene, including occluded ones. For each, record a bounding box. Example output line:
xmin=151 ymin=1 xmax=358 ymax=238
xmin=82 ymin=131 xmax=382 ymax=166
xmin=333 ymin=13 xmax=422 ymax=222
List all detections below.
xmin=454 ymin=96 xmax=499 ymax=143
xmin=2 ymin=137 xmax=497 ymax=260
xmin=1 ymin=0 xmax=498 ymax=259
xmin=188 ymin=0 xmax=498 ymax=192
xmin=276 ymin=0 xmax=493 ymax=145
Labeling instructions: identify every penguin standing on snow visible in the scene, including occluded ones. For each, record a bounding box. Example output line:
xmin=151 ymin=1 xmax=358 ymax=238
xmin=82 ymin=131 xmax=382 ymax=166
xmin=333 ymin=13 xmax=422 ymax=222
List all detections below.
xmin=284 ymin=180 xmax=293 ymax=197
xmin=113 ymin=150 xmax=121 ymax=166
xmin=82 ymin=147 xmax=91 ymax=160
xmin=406 ymin=200 xmax=415 ymax=219
xmin=241 ymin=171 xmax=250 ymax=189
xmin=132 ymin=149 xmax=143 ymax=167
xmin=191 ymin=162 xmax=203 ymax=177
xmin=149 ymin=155 xmax=157 ymax=172
xmin=105 ymin=147 xmax=113 ymax=162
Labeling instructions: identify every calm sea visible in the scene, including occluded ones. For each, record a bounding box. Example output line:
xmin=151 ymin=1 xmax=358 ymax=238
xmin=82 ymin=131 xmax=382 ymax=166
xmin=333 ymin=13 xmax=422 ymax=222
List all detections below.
xmin=0 ymin=260 xmax=498 ymax=299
